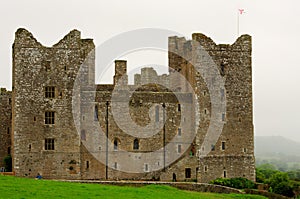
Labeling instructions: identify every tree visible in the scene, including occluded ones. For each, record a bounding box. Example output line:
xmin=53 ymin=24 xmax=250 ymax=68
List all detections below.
xmin=273 ymin=182 xmax=294 ymax=197
xmin=255 ymin=168 xmax=266 ymax=183
xmin=287 ymin=169 xmax=300 ymax=181
xmin=267 ymin=172 xmax=294 ymax=197
xmin=257 ymin=164 xmax=278 ymax=179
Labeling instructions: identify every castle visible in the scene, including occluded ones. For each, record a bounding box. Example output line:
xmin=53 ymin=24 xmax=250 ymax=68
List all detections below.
xmin=0 ymin=28 xmax=255 ymax=183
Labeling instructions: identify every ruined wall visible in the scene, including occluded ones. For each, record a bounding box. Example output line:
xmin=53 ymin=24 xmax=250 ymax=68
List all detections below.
xmin=0 ymin=88 xmax=12 ymax=169
xmin=12 ymin=28 xmax=95 ymax=179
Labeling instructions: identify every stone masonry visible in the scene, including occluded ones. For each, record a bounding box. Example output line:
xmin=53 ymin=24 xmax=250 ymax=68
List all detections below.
xmin=0 ymin=28 xmax=255 ymax=183
xmin=0 ymin=88 xmax=12 ymax=170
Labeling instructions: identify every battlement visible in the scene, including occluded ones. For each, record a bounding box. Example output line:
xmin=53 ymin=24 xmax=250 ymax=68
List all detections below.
xmin=0 ymin=88 xmax=11 ymax=95
xmin=169 ymin=33 xmax=251 ymax=54
xmin=0 ymin=88 xmax=7 ymax=95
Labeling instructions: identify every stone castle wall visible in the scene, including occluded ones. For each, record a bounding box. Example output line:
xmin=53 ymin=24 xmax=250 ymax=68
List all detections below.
xmin=134 ymin=67 xmax=169 ymax=87
xmin=0 ymin=88 xmax=12 ymax=169
xmin=168 ymin=33 xmax=255 ymax=182
xmin=12 ymin=28 xmax=94 ymax=178
xmin=1 ymin=28 xmax=254 ymax=182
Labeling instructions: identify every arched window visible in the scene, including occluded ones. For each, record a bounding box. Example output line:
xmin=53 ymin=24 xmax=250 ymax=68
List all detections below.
xmin=114 ymin=139 xmax=118 ymax=151
xmin=133 ymin=139 xmax=139 ymax=150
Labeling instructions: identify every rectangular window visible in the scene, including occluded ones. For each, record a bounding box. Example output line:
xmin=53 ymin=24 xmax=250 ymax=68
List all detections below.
xmin=94 ymin=105 xmax=98 ymax=121
xmin=45 ymin=138 xmax=55 ymax=150
xmin=204 ymin=166 xmax=208 ymax=172
xmin=114 ymin=162 xmax=117 ymax=169
xmin=7 ymin=147 xmax=11 ymax=155
xmin=178 ymin=104 xmax=181 ymax=112
xmin=220 ymin=88 xmax=225 ymax=100
xmin=8 ymin=98 xmax=11 ymax=105
xmin=7 ymin=127 xmax=10 ymax=134
xmin=45 ymin=86 xmax=55 ymax=98
xmin=145 ymin=164 xmax=148 ymax=172
xmin=45 ymin=61 xmax=51 ymax=71
xmin=223 ymin=170 xmax=227 ymax=178
xmin=81 ymin=130 xmax=86 ymax=141
xmin=211 ymin=144 xmax=215 ymax=151
xmin=221 ymin=141 xmax=226 ymax=150
xmin=86 ymin=161 xmax=89 ymax=169
xmin=222 ymin=113 xmax=225 ymax=121
xmin=178 ymin=128 xmax=181 ymax=136
xmin=177 ymin=144 xmax=182 ymax=153
xmin=185 ymin=168 xmax=191 ymax=178
xmin=45 ymin=111 xmax=55 ymax=124
xmin=155 ymin=106 xmax=159 ymax=122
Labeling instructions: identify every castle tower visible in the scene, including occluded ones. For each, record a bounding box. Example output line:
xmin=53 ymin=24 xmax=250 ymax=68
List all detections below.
xmin=12 ymin=28 xmax=95 ymax=179
xmin=167 ymin=33 xmax=255 ymax=182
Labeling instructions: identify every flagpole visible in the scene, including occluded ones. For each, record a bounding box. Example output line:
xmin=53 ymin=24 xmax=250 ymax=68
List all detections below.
xmin=237 ymin=10 xmax=239 ymax=37
xmin=237 ymin=9 xmax=245 ymax=38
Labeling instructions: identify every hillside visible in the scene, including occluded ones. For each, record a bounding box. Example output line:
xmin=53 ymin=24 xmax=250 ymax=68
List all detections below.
xmin=255 ymin=136 xmax=300 ymax=170
xmin=255 ymin=136 xmax=300 ymax=157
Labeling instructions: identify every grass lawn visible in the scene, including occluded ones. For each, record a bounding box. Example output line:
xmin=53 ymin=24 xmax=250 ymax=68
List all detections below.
xmin=0 ymin=175 xmax=267 ymax=199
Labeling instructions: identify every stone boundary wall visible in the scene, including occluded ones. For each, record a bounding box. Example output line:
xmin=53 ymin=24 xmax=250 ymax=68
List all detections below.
xmin=0 ymin=172 xmax=15 ymax=176
xmin=56 ymin=180 xmax=242 ymax=194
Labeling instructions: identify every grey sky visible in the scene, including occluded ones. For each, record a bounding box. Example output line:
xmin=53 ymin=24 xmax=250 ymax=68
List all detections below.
xmin=1 ymin=0 xmax=300 ymax=142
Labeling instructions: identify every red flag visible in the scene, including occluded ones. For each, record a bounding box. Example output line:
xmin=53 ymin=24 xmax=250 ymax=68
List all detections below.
xmin=238 ymin=9 xmax=245 ymax=14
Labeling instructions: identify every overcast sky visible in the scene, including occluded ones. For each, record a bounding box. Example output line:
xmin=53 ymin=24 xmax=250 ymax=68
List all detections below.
xmin=1 ymin=0 xmax=300 ymax=142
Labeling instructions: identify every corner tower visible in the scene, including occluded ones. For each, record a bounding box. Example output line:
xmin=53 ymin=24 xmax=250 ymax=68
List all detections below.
xmin=12 ymin=28 xmax=95 ymax=179
xmin=168 ymin=33 xmax=255 ymax=182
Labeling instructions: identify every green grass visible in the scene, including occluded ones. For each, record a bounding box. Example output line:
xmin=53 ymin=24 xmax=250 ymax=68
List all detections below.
xmin=0 ymin=175 xmax=267 ymax=199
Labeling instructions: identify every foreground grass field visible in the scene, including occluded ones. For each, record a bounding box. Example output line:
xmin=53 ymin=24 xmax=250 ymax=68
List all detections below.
xmin=0 ymin=175 xmax=267 ymax=199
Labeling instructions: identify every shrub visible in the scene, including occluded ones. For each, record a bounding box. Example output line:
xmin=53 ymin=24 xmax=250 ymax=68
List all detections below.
xmin=272 ymin=181 xmax=294 ymax=198
xmin=256 ymin=164 xmax=279 ymax=179
xmin=210 ymin=177 xmax=255 ymax=189
xmin=255 ymin=169 xmax=266 ymax=183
